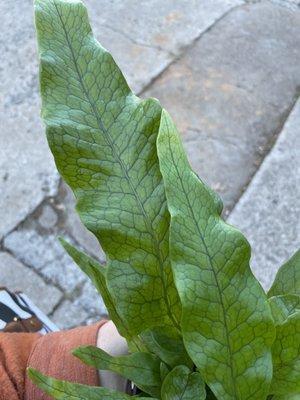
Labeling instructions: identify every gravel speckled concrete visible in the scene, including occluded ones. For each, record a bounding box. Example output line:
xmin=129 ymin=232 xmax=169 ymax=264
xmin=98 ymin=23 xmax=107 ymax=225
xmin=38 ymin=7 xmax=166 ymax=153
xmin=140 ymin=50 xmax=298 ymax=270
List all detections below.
xmin=228 ymin=98 xmax=300 ymax=290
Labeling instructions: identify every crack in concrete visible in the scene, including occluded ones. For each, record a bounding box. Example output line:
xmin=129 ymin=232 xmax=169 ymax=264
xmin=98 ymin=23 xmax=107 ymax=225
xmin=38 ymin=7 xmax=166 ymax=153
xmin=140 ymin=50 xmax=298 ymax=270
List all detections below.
xmin=139 ymin=2 xmax=246 ymax=95
xmin=100 ymin=23 xmax=175 ymax=57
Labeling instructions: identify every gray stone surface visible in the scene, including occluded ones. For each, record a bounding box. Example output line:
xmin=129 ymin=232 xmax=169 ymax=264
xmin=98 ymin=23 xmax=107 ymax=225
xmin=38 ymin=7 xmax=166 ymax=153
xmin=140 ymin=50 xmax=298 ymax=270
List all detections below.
xmin=38 ymin=205 xmax=58 ymax=230
xmin=268 ymin=0 xmax=300 ymax=10
xmin=74 ymin=280 xmax=107 ymax=317
xmin=0 ymin=251 xmax=62 ymax=314
xmin=4 ymin=228 xmax=86 ymax=293
xmin=228 ymin=99 xmax=300 ymax=290
xmin=86 ymin=0 xmax=243 ymax=93
xmin=4 ymin=228 xmax=85 ymax=293
xmin=0 ymin=0 xmax=59 ymax=240
xmin=51 ymin=300 xmax=88 ymax=329
xmin=144 ymin=1 xmax=300 ymax=210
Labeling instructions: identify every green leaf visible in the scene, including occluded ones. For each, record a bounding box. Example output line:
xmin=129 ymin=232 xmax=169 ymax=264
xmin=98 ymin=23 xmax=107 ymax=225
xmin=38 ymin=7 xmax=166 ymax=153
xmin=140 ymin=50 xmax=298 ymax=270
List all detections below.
xmin=73 ymin=345 xmax=161 ymax=397
xmin=271 ymin=311 xmax=300 ymax=396
xmin=28 ymin=368 xmax=155 ymax=400
xmin=273 ymin=395 xmax=300 ymax=400
xmin=60 ymin=239 xmax=128 ymax=336
xmin=157 ymin=109 xmax=275 ymax=400
xmin=160 ymin=362 xmax=170 ymax=381
xmin=205 ymin=386 xmax=218 ymax=400
xmin=269 ymin=294 xmax=300 ymax=325
xmin=140 ymin=326 xmax=193 ymax=369
xmin=268 ymin=250 xmax=300 ymax=297
xmin=161 ymin=365 xmax=205 ymax=400
xmin=34 ymin=0 xmax=180 ymax=335
xmin=269 ymin=295 xmax=300 ymax=396
xmin=60 ymin=238 xmax=145 ymax=351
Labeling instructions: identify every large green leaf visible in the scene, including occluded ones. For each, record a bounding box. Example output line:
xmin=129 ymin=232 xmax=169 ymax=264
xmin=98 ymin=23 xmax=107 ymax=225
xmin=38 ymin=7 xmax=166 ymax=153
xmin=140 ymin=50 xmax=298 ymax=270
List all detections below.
xmin=73 ymin=346 xmax=161 ymax=397
xmin=34 ymin=0 xmax=180 ymax=335
xmin=28 ymin=368 xmax=156 ymax=400
xmin=269 ymin=295 xmax=300 ymax=396
xmin=268 ymin=250 xmax=300 ymax=297
xmin=157 ymin=109 xmax=275 ymax=400
xmin=161 ymin=365 xmax=205 ymax=400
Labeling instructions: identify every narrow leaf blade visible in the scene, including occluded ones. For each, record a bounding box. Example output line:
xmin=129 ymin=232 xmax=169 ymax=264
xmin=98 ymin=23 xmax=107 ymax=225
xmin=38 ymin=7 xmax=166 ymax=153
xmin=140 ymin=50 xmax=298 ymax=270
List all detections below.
xmin=157 ymin=109 xmax=275 ymax=400
xmin=28 ymin=368 xmax=153 ymax=400
xmin=34 ymin=0 xmax=180 ymax=335
xmin=60 ymin=239 xmax=129 ymax=339
xmin=73 ymin=346 xmax=161 ymax=397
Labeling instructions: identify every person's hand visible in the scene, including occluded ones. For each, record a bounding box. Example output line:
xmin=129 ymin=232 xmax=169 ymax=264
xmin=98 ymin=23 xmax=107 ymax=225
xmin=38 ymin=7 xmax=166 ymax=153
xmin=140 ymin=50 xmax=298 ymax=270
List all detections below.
xmin=96 ymin=320 xmax=128 ymax=391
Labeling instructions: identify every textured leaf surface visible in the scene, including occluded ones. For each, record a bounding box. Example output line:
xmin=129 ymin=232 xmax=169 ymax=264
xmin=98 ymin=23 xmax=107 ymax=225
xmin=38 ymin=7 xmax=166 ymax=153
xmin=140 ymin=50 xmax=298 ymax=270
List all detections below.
xmin=269 ymin=296 xmax=300 ymax=396
xmin=268 ymin=250 xmax=300 ymax=297
xmin=141 ymin=326 xmax=192 ymax=369
xmin=269 ymin=294 xmax=300 ymax=325
xmin=34 ymin=0 xmax=180 ymax=335
xmin=73 ymin=346 xmax=161 ymax=397
xmin=28 ymin=368 xmax=155 ymax=400
xmin=161 ymin=365 xmax=205 ymax=400
xmin=157 ymin=110 xmax=275 ymax=400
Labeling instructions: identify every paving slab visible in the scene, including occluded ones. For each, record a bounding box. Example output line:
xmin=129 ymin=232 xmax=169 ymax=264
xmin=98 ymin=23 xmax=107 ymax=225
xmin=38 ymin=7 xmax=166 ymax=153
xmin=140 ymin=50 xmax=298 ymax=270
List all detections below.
xmin=51 ymin=300 xmax=89 ymax=329
xmin=74 ymin=279 xmax=107 ymax=317
xmin=0 ymin=251 xmax=62 ymax=314
xmin=144 ymin=1 xmax=300 ymax=210
xmin=0 ymin=0 xmax=59 ymax=240
xmin=268 ymin=0 xmax=300 ymax=10
xmin=228 ymin=98 xmax=300 ymax=290
xmin=3 ymin=228 xmax=86 ymax=294
xmin=85 ymin=0 xmax=243 ymax=93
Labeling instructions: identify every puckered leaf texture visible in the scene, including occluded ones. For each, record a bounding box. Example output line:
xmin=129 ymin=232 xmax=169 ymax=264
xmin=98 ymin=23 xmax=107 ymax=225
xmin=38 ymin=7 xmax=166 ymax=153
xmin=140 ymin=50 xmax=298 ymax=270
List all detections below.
xmin=269 ymin=294 xmax=300 ymax=325
xmin=268 ymin=250 xmax=300 ymax=297
xmin=269 ymin=295 xmax=300 ymax=396
xmin=161 ymin=365 xmax=205 ymax=400
xmin=34 ymin=0 xmax=180 ymax=335
xmin=157 ymin=109 xmax=275 ymax=400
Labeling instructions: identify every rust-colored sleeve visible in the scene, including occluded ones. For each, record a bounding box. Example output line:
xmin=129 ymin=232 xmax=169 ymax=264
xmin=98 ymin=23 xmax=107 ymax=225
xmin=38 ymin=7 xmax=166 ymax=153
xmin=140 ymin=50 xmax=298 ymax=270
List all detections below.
xmin=0 ymin=331 xmax=40 ymax=400
xmin=0 ymin=320 xmax=107 ymax=400
xmin=25 ymin=320 xmax=107 ymax=400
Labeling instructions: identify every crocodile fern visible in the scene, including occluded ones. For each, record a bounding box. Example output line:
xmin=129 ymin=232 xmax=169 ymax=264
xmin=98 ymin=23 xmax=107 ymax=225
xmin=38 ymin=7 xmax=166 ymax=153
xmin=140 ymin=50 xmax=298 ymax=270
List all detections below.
xmin=30 ymin=0 xmax=300 ymax=399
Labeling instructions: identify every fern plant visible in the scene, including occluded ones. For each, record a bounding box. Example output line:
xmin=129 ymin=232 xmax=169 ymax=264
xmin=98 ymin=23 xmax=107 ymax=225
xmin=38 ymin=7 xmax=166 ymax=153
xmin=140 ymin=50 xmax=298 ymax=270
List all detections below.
xmin=29 ymin=1 xmax=300 ymax=399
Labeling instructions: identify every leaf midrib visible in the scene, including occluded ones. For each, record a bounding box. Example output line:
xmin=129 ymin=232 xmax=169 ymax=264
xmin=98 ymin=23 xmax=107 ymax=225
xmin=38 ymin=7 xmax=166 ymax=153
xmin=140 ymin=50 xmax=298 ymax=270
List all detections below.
xmin=167 ymin=135 xmax=237 ymax=399
xmin=52 ymin=1 xmax=179 ymax=330
xmin=79 ymin=348 xmax=159 ymax=374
